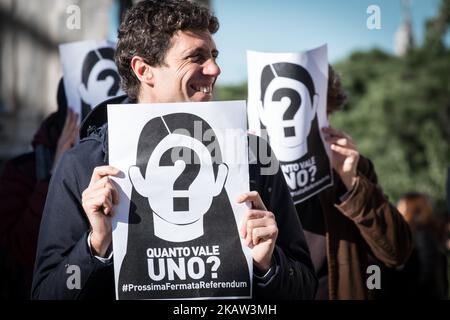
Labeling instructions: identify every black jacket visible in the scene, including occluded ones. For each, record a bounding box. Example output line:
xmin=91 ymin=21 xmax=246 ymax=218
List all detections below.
xmin=31 ymin=96 xmax=317 ymax=300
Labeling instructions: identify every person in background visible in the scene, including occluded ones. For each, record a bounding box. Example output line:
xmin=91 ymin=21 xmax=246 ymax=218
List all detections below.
xmin=0 ymin=79 xmax=78 ymax=299
xmin=295 ymin=66 xmax=413 ymax=299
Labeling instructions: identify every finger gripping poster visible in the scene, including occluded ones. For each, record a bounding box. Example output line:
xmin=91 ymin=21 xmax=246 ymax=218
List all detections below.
xmin=108 ymin=101 xmax=252 ymax=300
xmin=247 ymin=45 xmax=333 ymax=204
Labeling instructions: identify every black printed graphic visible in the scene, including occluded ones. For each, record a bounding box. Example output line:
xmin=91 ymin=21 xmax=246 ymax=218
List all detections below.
xmin=118 ymin=113 xmax=251 ymax=299
xmin=79 ymin=47 xmax=121 ymax=120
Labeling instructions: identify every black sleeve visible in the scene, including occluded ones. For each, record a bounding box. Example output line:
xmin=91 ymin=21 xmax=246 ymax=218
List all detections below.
xmin=31 ymin=144 xmax=115 ymax=300
xmin=249 ymin=136 xmax=317 ymax=300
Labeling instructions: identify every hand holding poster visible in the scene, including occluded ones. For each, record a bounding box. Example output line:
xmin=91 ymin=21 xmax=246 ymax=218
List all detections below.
xmin=247 ymin=45 xmax=333 ymax=204
xmin=59 ymin=40 xmax=124 ymax=121
xmin=108 ymin=101 xmax=252 ymax=300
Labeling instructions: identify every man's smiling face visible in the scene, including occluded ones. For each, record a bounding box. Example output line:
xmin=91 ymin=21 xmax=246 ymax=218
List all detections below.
xmin=151 ymin=30 xmax=221 ymax=103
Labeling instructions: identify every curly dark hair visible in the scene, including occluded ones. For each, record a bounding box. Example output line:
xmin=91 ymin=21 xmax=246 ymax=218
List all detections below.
xmin=115 ymin=0 xmax=219 ymax=101
xmin=327 ymin=65 xmax=348 ymax=114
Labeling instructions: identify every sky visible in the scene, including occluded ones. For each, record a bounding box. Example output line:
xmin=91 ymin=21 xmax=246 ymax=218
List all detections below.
xmin=211 ymin=0 xmax=447 ymax=85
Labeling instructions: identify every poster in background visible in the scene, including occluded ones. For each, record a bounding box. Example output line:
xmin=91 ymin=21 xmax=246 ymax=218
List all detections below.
xmin=59 ymin=40 xmax=124 ymax=121
xmin=108 ymin=101 xmax=252 ymax=300
xmin=247 ymin=45 xmax=333 ymax=204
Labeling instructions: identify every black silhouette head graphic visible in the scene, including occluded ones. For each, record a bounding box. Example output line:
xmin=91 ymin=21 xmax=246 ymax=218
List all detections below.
xmin=79 ymin=47 xmax=121 ymax=120
xmin=118 ymin=113 xmax=250 ymax=299
xmin=256 ymin=60 xmax=333 ymax=203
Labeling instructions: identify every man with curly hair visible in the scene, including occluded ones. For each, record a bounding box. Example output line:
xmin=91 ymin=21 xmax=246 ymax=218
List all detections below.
xmin=32 ymin=0 xmax=317 ymax=300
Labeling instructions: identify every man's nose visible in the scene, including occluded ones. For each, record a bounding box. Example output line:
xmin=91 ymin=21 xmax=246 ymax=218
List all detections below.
xmin=203 ymin=58 xmax=221 ymax=78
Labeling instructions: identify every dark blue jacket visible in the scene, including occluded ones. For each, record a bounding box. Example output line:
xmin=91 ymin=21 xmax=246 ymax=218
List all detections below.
xmin=31 ymin=96 xmax=317 ymax=300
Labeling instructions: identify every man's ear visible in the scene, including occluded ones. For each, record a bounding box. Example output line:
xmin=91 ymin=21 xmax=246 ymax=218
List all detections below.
xmin=130 ymin=56 xmax=154 ymax=86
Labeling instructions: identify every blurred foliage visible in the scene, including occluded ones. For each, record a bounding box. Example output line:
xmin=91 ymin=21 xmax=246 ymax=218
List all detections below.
xmin=215 ymin=0 xmax=450 ymax=215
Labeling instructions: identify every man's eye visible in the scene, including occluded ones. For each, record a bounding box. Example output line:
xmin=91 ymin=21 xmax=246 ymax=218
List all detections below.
xmin=190 ymin=55 xmax=203 ymax=62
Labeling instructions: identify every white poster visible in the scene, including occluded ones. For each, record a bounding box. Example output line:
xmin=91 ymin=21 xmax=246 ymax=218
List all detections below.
xmin=247 ymin=45 xmax=333 ymax=204
xmin=59 ymin=40 xmax=124 ymax=121
xmin=108 ymin=101 xmax=252 ymax=300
